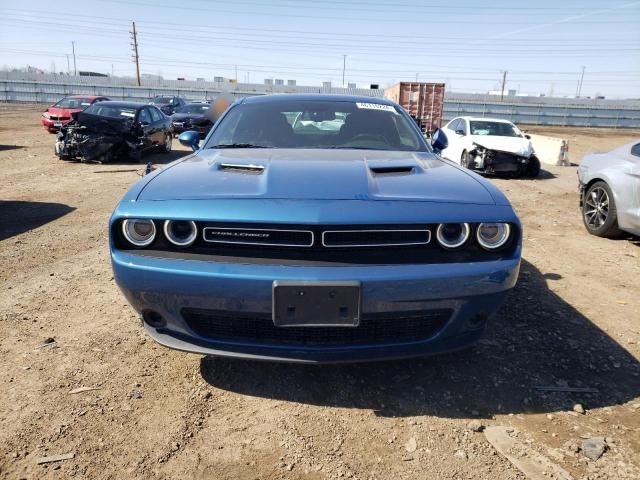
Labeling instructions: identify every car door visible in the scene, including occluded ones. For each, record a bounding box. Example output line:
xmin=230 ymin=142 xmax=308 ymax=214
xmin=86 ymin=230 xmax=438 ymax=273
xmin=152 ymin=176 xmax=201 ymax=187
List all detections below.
xmin=149 ymin=106 xmax=166 ymax=143
xmin=629 ymin=143 xmax=640 ymax=229
xmin=442 ymin=118 xmax=462 ymax=162
xmin=137 ymin=107 xmax=154 ymax=149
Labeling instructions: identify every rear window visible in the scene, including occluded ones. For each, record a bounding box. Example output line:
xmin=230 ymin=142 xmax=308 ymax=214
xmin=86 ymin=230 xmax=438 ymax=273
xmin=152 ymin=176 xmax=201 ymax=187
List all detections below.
xmin=205 ymin=99 xmax=425 ymax=151
xmin=84 ymin=104 xmax=137 ymax=118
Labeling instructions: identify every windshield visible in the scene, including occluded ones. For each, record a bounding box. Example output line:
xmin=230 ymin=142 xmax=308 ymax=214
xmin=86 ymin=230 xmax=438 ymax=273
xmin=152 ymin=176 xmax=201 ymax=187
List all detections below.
xmin=152 ymin=96 xmax=173 ymax=105
xmin=83 ymin=104 xmax=137 ymax=119
xmin=205 ymin=99 xmax=425 ymax=151
xmin=469 ymin=121 xmax=522 ymax=137
xmin=177 ymin=104 xmax=210 ymax=114
xmin=54 ymin=97 xmax=93 ymax=109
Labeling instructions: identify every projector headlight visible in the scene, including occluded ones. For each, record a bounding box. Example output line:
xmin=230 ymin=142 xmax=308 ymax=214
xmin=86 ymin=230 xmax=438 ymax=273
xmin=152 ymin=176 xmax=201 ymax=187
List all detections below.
xmin=122 ymin=219 xmax=156 ymax=247
xmin=436 ymin=223 xmax=470 ymax=249
xmin=476 ymin=223 xmax=511 ymax=250
xmin=164 ymin=220 xmax=197 ymax=247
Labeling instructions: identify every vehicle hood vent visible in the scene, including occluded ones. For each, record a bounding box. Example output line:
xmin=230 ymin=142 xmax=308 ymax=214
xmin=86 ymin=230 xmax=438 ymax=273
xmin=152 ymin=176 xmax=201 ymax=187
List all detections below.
xmin=218 ymin=163 xmax=265 ymax=174
xmin=369 ymin=165 xmax=415 ymax=176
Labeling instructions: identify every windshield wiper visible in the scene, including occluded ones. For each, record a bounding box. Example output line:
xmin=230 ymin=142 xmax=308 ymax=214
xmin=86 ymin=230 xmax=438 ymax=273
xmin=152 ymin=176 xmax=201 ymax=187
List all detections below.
xmin=209 ymin=143 xmax=272 ymax=149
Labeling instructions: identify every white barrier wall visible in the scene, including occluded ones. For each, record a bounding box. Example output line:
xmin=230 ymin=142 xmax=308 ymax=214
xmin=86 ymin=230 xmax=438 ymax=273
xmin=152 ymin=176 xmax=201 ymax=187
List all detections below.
xmin=529 ymin=134 xmax=570 ymax=166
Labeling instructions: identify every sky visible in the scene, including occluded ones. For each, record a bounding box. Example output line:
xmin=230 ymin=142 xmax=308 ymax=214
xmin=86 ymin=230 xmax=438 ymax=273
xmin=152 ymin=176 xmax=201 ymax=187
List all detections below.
xmin=0 ymin=0 xmax=639 ymax=98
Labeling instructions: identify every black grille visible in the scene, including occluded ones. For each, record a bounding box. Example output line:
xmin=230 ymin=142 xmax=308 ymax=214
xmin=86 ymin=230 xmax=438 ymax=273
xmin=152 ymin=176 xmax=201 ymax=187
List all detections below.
xmin=182 ymin=308 xmax=451 ymax=346
xmin=323 ymin=229 xmax=430 ymax=247
xmin=203 ymin=227 xmax=313 ymax=247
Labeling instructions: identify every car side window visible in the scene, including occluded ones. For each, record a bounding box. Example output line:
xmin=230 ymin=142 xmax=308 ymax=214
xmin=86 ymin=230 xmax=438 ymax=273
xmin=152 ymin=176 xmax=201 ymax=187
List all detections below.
xmin=460 ymin=120 xmax=467 ymax=135
xmin=138 ymin=108 xmax=151 ymax=124
xmin=149 ymin=107 xmax=163 ymax=123
xmin=448 ymin=119 xmax=459 ymax=131
xmin=631 ymin=143 xmax=640 ymax=157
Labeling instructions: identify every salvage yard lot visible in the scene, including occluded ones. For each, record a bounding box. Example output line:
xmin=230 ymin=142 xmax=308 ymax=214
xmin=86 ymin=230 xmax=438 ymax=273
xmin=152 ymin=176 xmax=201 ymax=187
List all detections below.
xmin=1 ymin=105 xmax=639 ymax=480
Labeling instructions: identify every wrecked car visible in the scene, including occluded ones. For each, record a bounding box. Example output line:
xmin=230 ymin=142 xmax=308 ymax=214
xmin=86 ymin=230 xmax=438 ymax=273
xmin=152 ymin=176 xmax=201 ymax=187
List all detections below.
xmin=42 ymin=95 xmax=110 ymax=133
xmin=171 ymin=102 xmax=213 ymax=137
xmin=440 ymin=117 xmax=540 ymax=178
xmin=55 ymin=101 xmax=173 ymax=163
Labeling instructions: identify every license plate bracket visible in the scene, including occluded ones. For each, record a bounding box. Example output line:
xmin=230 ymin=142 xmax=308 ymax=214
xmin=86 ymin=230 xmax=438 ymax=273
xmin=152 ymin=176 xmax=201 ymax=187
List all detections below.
xmin=273 ymin=281 xmax=361 ymax=327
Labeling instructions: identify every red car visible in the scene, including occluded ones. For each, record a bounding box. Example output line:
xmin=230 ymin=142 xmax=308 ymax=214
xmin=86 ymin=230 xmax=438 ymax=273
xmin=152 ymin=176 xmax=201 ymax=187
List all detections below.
xmin=41 ymin=95 xmax=110 ymax=132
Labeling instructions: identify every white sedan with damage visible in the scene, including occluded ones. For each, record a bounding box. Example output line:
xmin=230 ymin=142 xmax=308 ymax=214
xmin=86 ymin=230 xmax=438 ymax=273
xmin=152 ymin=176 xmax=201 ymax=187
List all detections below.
xmin=440 ymin=116 xmax=540 ymax=178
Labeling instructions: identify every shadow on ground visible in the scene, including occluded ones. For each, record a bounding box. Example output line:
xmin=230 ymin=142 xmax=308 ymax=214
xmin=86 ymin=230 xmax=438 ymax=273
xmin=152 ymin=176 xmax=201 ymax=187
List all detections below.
xmin=200 ymin=259 xmax=640 ymax=418
xmin=0 ymin=145 xmax=25 ymax=152
xmin=0 ymin=200 xmax=75 ymax=241
xmin=60 ymin=149 xmax=189 ymax=167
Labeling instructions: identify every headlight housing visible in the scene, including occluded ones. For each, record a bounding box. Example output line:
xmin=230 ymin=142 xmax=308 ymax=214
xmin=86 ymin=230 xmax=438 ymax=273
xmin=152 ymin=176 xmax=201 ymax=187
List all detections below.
xmin=122 ymin=219 xmax=156 ymax=247
xmin=476 ymin=223 xmax=511 ymax=250
xmin=164 ymin=220 xmax=198 ymax=247
xmin=436 ymin=223 xmax=470 ymax=249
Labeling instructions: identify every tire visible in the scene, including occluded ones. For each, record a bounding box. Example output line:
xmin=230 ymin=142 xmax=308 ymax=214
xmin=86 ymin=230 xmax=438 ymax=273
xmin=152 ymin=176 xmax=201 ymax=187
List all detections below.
xmin=161 ymin=132 xmax=172 ymax=153
xmin=128 ymin=148 xmax=142 ymax=163
xmin=460 ymin=150 xmax=471 ymax=169
xmin=523 ymin=155 xmax=541 ymax=178
xmin=582 ymin=181 xmax=622 ymax=238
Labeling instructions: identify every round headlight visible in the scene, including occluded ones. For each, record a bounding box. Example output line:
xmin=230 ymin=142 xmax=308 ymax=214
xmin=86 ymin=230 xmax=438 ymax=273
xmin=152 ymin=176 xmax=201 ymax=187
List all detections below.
xmin=436 ymin=223 xmax=470 ymax=249
xmin=122 ymin=219 xmax=156 ymax=247
xmin=477 ymin=223 xmax=511 ymax=250
xmin=164 ymin=220 xmax=197 ymax=247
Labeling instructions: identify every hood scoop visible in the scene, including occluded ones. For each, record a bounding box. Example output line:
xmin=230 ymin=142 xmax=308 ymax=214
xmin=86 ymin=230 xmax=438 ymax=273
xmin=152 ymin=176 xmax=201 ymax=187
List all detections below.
xmin=369 ymin=165 xmax=415 ymax=176
xmin=218 ymin=163 xmax=265 ymax=174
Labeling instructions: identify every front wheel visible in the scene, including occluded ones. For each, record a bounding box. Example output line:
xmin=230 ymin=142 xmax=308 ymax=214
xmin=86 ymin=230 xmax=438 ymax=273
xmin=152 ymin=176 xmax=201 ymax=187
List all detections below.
xmin=582 ymin=181 xmax=622 ymax=238
xmin=460 ymin=150 xmax=471 ymax=169
xmin=161 ymin=132 xmax=172 ymax=153
xmin=523 ymin=156 xmax=540 ymax=178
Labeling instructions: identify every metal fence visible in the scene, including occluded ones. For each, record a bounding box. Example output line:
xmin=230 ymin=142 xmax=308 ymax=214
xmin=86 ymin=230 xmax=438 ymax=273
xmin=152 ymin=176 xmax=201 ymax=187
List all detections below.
xmin=2 ymin=75 xmax=639 ymax=129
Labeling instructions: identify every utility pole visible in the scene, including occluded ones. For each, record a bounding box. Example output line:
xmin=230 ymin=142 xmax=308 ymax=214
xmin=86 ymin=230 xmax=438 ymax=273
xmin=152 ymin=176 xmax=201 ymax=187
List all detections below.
xmin=342 ymin=54 xmax=346 ymax=87
xmin=130 ymin=21 xmax=141 ymax=86
xmin=71 ymin=41 xmax=77 ymax=76
xmin=65 ymin=54 xmax=70 ymax=74
xmin=235 ymin=64 xmax=238 ymax=81
xmin=577 ymin=66 xmax=586 ymax=98
xmin=500 ymin=70 xmax=507 ymax=102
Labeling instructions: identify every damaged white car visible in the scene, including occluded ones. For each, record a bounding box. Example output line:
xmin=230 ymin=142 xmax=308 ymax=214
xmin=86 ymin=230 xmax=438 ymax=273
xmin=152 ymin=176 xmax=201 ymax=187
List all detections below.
xmin=440 ymin=116 xmax=540 ymax=178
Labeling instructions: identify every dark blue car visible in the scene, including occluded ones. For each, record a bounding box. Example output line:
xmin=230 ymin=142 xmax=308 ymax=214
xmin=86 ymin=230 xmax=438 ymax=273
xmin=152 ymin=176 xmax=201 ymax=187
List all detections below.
xmin=110 ymin=95 xmax=521 ymax=363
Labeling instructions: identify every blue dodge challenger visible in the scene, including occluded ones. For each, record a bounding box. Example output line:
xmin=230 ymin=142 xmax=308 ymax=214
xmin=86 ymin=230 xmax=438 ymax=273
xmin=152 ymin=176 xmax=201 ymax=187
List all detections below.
xmin=110 ymin=95 xmax=521 ymax=363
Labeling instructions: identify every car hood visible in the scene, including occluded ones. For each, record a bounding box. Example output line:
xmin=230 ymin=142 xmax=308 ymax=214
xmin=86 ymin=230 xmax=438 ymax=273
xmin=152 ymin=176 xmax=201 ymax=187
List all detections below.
xmin=47 ymin=107 xmax=82 ymax=116
xmin=138 ymin=149 xmax=496 ymax=205
xmin=470 ymin=136 xmax=533 ymax=156
xmin=171 ymin=113 xmax=208 ymax=122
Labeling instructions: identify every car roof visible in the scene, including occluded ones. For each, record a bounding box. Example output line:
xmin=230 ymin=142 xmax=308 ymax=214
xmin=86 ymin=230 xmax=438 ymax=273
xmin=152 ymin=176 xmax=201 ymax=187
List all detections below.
xmin=455 ymin=116 xmax=515 ymax=123
xmin=93 ymin=100 xmax=146 ymax=109
xmin=240 ymin=94 xmax=396 ymax=105
xmin=65 ymin=95 xmax=104 ymax=99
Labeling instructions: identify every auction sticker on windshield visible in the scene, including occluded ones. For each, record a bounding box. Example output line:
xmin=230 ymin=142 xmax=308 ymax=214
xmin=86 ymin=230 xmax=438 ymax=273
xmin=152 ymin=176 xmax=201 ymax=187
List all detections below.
xmin=355 ymin=102 xmax=397 ymax=113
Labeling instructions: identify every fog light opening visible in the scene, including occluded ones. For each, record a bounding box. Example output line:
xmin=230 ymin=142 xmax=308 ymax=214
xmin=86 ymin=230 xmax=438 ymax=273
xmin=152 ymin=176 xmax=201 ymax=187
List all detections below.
xmin=467 ymin=313 xmax=488 ymax=329
xmin=143 ymin=310 xmax=166 ymax=328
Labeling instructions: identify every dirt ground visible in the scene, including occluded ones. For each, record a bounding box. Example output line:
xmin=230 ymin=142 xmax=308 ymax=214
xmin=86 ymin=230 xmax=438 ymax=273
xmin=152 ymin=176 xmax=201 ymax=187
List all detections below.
xmin=1 ymin=105 xmax=639 ymax=480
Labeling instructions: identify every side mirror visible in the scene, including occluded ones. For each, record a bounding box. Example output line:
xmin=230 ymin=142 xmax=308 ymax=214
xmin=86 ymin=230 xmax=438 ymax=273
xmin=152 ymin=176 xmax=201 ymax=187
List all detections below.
xmin=524 ymin=134 xmax=531 ymax=140
xmin=455 ymin=129 xmax=465 ymax=136
xmin=178 ymin=130 xmax=200 ymax=152
xmin=431 ymin=128 xmax=448 ymax=153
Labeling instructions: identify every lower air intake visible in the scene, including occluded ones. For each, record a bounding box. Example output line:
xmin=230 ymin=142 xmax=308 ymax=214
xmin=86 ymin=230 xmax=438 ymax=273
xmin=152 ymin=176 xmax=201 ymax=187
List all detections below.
xmin=182 ymin=308 xmax=452 ymax=346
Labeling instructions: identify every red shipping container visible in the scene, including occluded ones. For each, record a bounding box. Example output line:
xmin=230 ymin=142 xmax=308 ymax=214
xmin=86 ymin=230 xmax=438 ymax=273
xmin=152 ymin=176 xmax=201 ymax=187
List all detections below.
xmin=384 ymin=82 xmax=445 ymax=135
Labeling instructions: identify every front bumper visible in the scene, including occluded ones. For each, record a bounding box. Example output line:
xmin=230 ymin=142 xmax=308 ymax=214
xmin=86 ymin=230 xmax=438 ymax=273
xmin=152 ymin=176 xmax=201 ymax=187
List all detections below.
xmin=171 ymin=122 xmax=211 ymax=136
xmin=42 ymin=117 xmax=71 ymax=131
xmin=112 ymin=249 xmax=520 ymax=363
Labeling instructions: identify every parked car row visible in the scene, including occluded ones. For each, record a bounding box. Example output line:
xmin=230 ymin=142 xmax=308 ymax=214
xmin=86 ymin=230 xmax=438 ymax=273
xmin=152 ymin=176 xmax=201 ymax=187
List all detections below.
xmin=45 ymin=94 xmax=214 ymax=162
